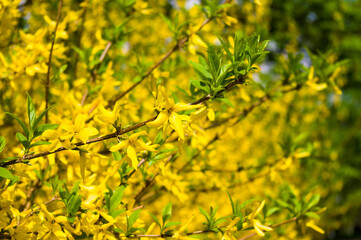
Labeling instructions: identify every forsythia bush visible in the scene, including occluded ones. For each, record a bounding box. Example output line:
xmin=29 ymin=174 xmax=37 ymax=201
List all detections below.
xmin=0 ymin=0 xmax=355 ymax=239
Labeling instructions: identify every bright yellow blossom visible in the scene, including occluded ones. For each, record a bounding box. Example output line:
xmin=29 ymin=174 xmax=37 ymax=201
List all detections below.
xmin=147 ymin=86 xmax=202 ymax=140
xmin=243 ymin=201 xmax=273 ymax=237
xmin=306 ymin=66 xmax=327 ymax=91
xmin=110 ymin=131 xmax=156 ymax=170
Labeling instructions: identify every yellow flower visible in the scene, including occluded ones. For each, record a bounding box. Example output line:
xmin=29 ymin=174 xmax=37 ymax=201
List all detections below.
xmin=110 ymin=131 xmax=156 ymax=170
xmin=147 ymin=86 xmax=202 ymax=140
xmin=306 ymin=220 xmax=325 ymax=234
xmin=222 ymin=217 xmax=241 ymax=240
xmin=43 ymin=114 xmax=99 ymax=150
xmin=187 ymin=24 xmax=208 ymax=55
xmin=173 ymin=215 xmax=196 ymax=239
xmin=329 ymin=67 xmax=342 ymax=95
xmin=43 ymin=127 xmax=75 ymax=151
xmin=95 ymin=101 xmax=122 ymax=126
xmin=62 ymin=114 xmax=99 ymax=143
xmin=306 ymin=66 xmax=327 ymax=91
xmin=37 ymin=204 xmax=70 ymax=240
xmin=243 ymin=201 xmax=273 ymax=237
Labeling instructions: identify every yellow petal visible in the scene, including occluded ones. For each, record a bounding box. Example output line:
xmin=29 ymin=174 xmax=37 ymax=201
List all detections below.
xmin=62 ymin=123 xmax=74 ymax=133
xmin=77 ymin=131 xmax=88 ymax=144
xmin=207 ymin=108 xmax=215 ymax=121
xmin=95 ymin=115 xmax=113 ymax=124
xmin=306 ymin=220 xmax=325 ymax=234
xmin=86 ymin=127 xmax=99 ymax=136
xmin=127 ymin=146 xmax=138 ymax=170
xmin=42 ymin=130 xmax=59 ymax=139
xmin=294 ymin=151 xmax=310 ymax=158
xmin=169 ymin=112 xmax=185 ymax=140
xmin=95 ymin=105 xmax=113 ymax=124
xmin=129 ymin=131 xmax=147 ymax=141
xmin=188 ymin=44 xmax=196 ymax=55
xmin=308 ymin=66 xmax=315 ymax=81
xmin=314 ymin=83 xmax=327 ymax=91
xmin=74 ymin=114 xmax=86 ymax=133
xmin=52 ymin=223 xmax=68 ymax=239
xmin=39 ymin=204 xmax=55 ymax=221
xmin=254 ymin=224 xmax=265 ymax=237
xmin=173 ymin=103 xmax=202 ymax=112
xmin=61 ymin=139 xmax=76 ymax=149
xmin=109 ymin=160 xmax=123 ymax=176
xmin=333 ymin=85 xmax=342 ymax=95
xmin=254 ymin=220 xmax=272 ymax=232
xmin=137 ymin=140 xmax=155 ymax=152
xmin=192 ymin=34 xmax=207 ymax=48
xmin=147 ymin=111 xmax=168 ymax=128
xmin=253 ymin=200 xmax=266 ymax=218
xmin=109 ymin=140 xmax=129 ymax=152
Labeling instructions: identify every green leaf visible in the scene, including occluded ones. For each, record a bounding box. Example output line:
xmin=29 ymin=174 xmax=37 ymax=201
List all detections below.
xmin=70 ymin=180 xmax=81 ymax=195
xmin=216 ymin=64 xmax=231 ymax=86
xmin=226 ymin=191 xmax=235 ymax=215
xmin=190 ymin=79 xmax=210 ymax=93
xmin=0 ymin=137 xmax=5 ymax=154
xmin=218 ymin=98 xmax=234 ymax=108
xmin=207 ymin=44 xmax=220 ymax=79
xmin=109 ymin=185 xmax=126 ymax=213
xmin=27 ymin=93 xmax=36 ymax=130
xmin=217 ymin=35 xmax=233 ymax=62
xmin=29 ymin=141 xmax=51 ymax=148
xmin=266 ymin=207 xmax=280 ymax=217
xmin=305 ymin=194 xmax=320 ymax=210
xmin=162 ymin=202 xmax=172 ymax=224
xmin=160 ymin=14 xmax=175 ymax=32
xmin=0 ymin=167 xmax=15 ymax=180
xmin=236 ymin=216 xmax=243 ymax=230
xmin=259 ymin=40 xmax=269 ymax=52
xmin=112 ymin=209 xmax=126 ymax=218
xmin=6 ymin=112 xmax=30 ymax=138
xmin=72 ymin=46 xmax=86 ymax=63
xmin=33 ymin=124 xmax=59 ymax=138
xmin=67 ymin=195 xmax=81 ymax=216
xmin=0 ymin=157 xmax=19 ymax=163
xmin=128 ymin=209 xmax=142 ymax=228
xmin=189 ymin=60 xmax=212 ymax=80
xmin=67 ymin=215 xmax=76 ymax=224
xmin=164 ymin=221 xmax=181 ymax=229
xmin=199 ymin=207 xmax=211 ymax=223
xmin=148 ymin=211 xmax=161 ymax=228
xmin=16 ymin=132 xmax=29 ymax=149
xmin=32 ymin=105 xmax=54 ymax=130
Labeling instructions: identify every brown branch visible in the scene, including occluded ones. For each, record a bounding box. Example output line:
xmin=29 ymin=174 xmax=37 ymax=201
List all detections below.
xmin=1 ymin=117 xmax=155 ymax=167
xmin=1 ymin=75 xmax=246 ymax=167
xmin=45 ymin=0 xmax=63 ymax=123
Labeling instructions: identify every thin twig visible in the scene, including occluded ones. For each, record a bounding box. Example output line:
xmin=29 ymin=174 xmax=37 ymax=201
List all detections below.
xmin=136 ymin=85 xmax=303 ymax=199
xmin=2 ymin=76 xmax=245 ymax=167
xmin=45 ymin=0 xmax=63 ymax=123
